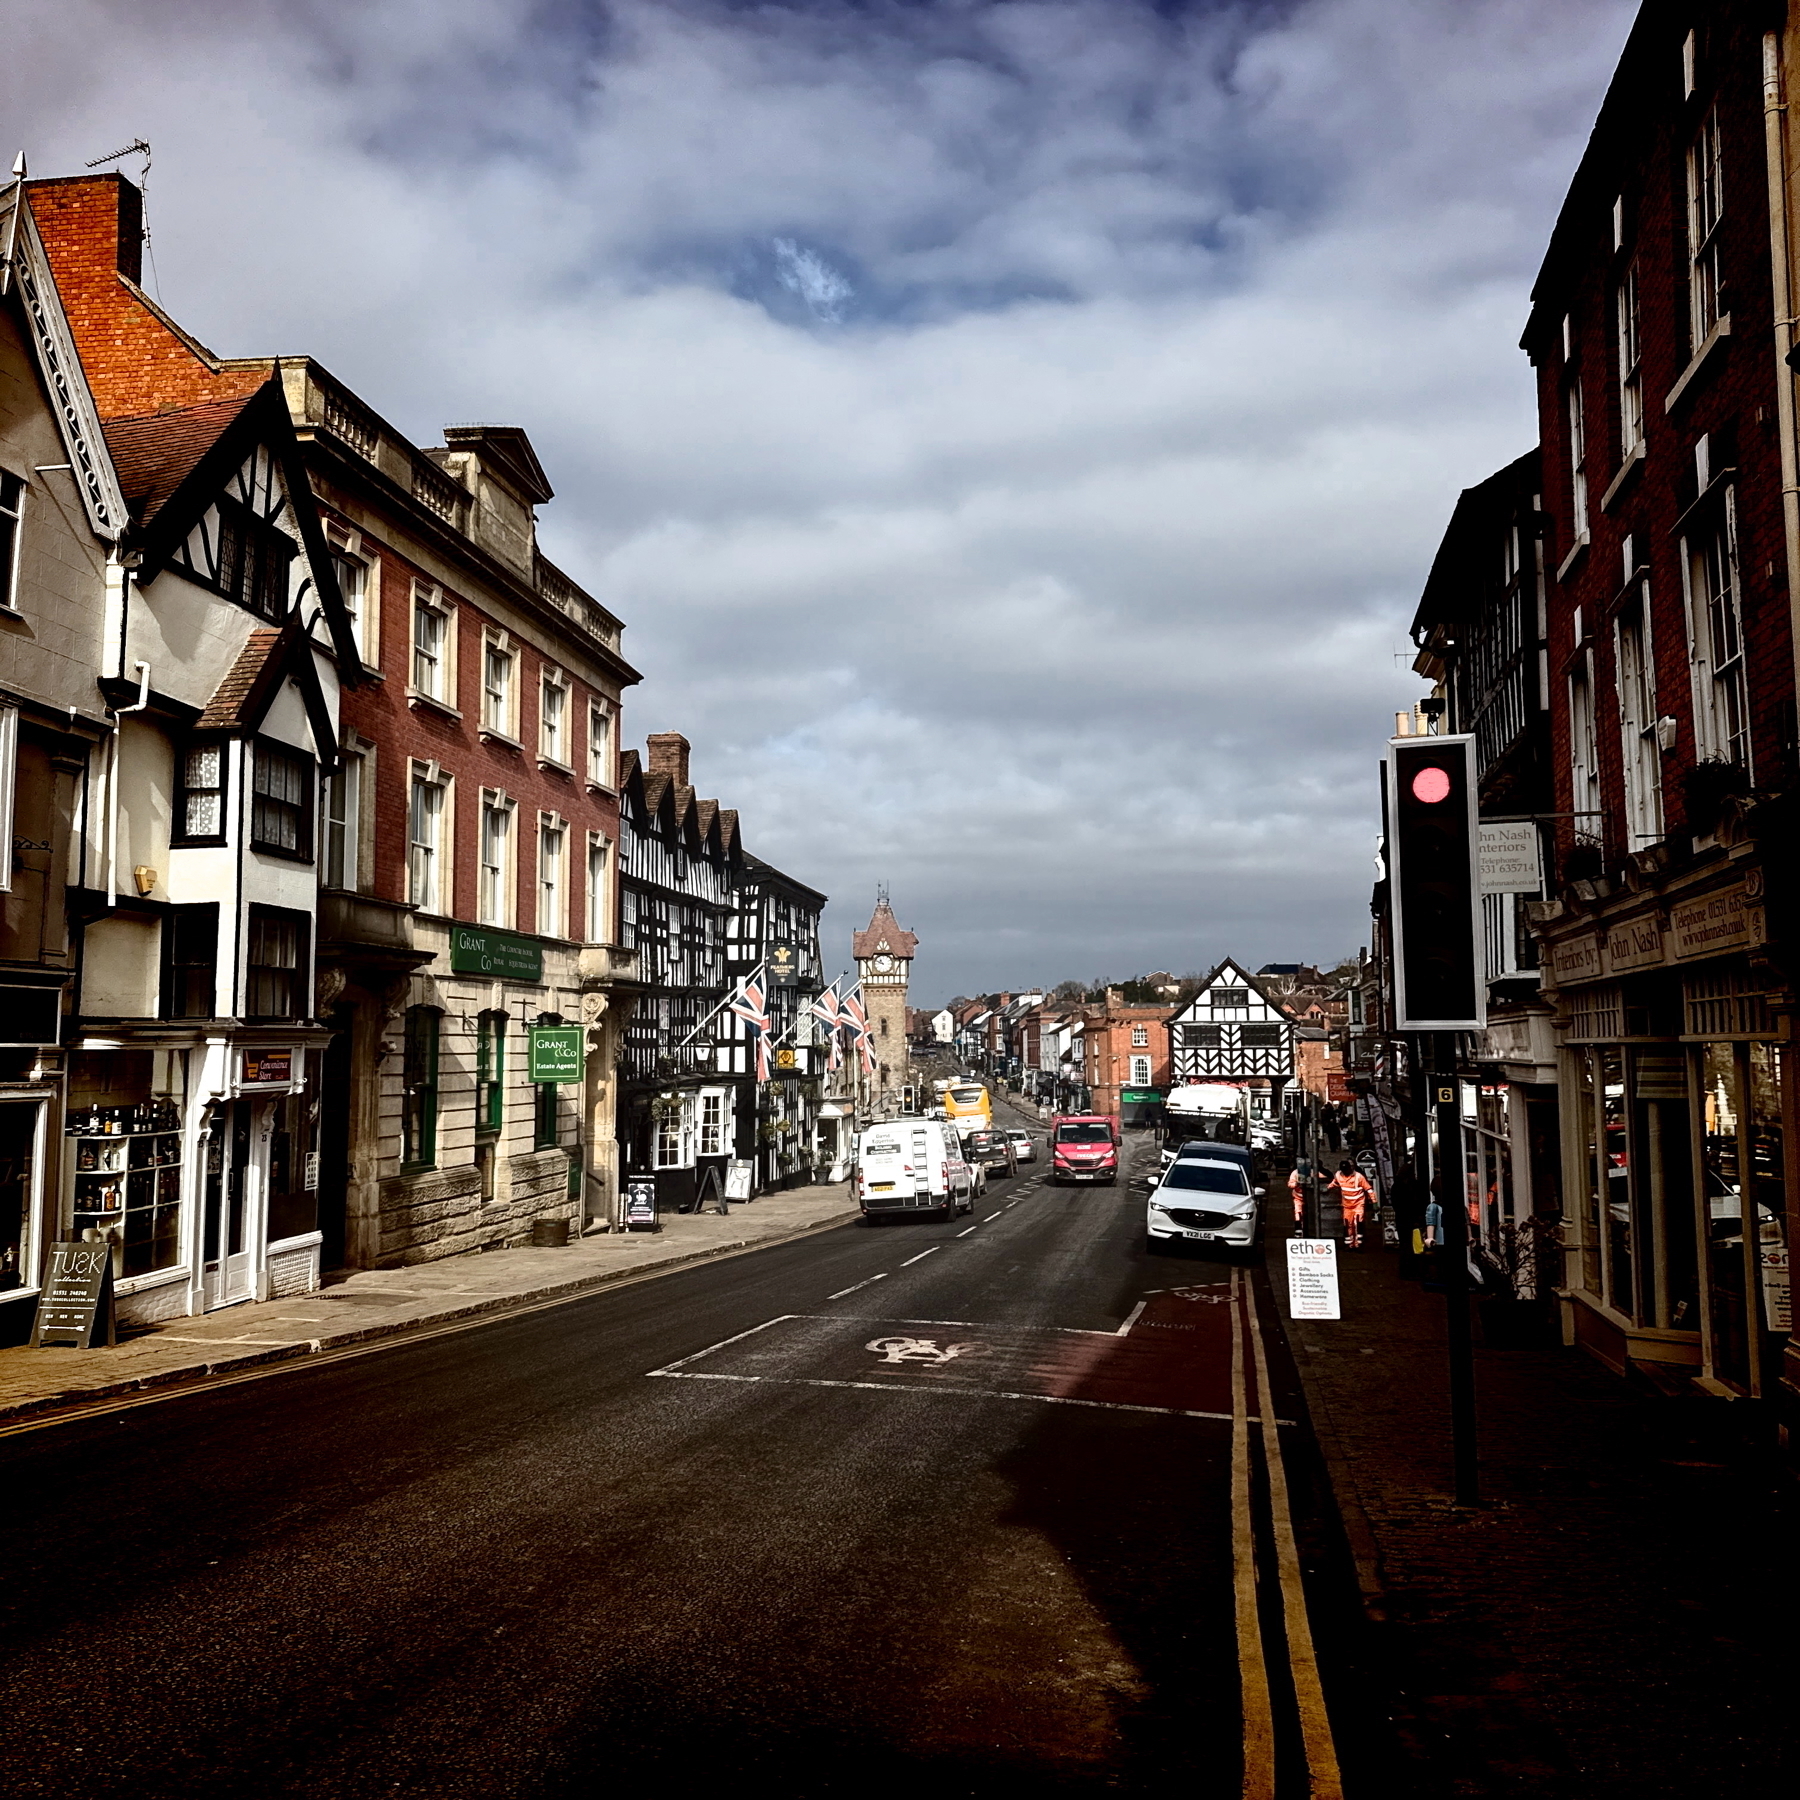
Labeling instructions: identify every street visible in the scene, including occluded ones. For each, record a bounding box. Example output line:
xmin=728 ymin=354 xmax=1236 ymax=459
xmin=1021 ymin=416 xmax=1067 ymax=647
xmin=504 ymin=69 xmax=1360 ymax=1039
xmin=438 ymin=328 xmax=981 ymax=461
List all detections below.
xmin=0 ymin=1104 xmax=1381 ymax=1799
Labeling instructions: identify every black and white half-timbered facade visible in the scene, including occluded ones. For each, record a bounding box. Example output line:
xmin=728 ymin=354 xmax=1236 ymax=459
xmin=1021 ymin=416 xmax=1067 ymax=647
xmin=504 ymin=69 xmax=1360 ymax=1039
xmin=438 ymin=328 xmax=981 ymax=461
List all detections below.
xmin=617 ymin=735 xmax=742 ymax=1210
xmin=1168 ymin=961 xmax=1294 ymax=1113
xmin=729 ymin=854 xmax=832 ymax=1190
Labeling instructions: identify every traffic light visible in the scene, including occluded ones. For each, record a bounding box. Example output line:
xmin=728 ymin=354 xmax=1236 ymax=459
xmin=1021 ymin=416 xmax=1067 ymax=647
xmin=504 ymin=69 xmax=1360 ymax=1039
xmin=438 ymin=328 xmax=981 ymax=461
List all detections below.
xmin=1387 ymin=734 xmax=1484 ymax=1031
xmin=901 ymin=1084 xmax=917 ymax=1113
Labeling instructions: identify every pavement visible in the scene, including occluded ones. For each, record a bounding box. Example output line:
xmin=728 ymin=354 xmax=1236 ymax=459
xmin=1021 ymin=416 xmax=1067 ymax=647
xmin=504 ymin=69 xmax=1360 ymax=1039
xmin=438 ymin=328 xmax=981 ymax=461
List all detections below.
xmin=0 ymin=1180 xmax=860 ymax=1425
xmin=1283 ymin=1232 xmax=1797 ymax=1798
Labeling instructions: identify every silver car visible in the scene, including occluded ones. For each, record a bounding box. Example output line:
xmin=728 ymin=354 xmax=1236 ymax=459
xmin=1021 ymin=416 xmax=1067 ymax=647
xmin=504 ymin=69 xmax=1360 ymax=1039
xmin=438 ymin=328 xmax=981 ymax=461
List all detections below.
xmin=1146 ymin=1156 xmax=1264 ymax=1255
xmin=1005 ymin=1129 xmax=1037 ymax=1164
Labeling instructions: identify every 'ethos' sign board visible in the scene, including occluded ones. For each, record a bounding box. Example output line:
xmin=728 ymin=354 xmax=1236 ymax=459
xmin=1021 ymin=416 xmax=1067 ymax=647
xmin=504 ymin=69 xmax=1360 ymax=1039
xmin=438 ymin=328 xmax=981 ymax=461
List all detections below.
xmin=1286 ymin=1238 xmax=1342 ymax=1320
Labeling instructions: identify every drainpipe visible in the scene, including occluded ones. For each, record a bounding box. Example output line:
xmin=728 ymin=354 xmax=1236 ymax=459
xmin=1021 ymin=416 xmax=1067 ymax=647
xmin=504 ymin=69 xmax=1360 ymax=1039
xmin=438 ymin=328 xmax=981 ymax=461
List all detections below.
xmin=104 ymin=660 xmax=151 ymax=909
xmin=1763 ymin=31 xmax=1800 ymax=726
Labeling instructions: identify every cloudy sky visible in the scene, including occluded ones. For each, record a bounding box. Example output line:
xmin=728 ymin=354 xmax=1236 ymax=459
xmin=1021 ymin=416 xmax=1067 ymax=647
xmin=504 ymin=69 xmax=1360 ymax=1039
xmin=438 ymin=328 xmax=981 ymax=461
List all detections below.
xmin=7 ymin=0 xmax=1634 ymax=1003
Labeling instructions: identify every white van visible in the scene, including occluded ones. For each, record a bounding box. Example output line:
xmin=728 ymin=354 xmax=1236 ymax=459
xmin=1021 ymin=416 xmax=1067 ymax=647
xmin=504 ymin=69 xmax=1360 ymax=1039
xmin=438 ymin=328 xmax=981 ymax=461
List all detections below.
xmin=856 ymin=1119 xmax=976 ymax=1222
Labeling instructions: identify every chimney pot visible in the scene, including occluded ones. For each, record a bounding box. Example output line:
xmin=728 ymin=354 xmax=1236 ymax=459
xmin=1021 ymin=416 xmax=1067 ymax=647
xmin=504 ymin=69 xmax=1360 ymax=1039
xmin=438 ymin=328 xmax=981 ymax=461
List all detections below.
xmin=646 ymin=732 xmax=691 ymax=789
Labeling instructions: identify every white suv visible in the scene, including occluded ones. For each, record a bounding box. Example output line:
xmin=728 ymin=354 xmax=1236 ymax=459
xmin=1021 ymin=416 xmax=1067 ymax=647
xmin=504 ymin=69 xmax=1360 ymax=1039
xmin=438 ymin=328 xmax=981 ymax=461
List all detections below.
xmin=1146 ymin=1156 xmax=1264 ymax=1255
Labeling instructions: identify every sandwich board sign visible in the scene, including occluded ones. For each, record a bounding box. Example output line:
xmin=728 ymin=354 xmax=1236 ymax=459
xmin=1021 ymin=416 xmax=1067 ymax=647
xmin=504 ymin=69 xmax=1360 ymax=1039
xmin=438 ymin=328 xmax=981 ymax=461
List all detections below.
xmin=1286 ymin=1238 xmax=1341 ymax=1320
xmin=31 ymin=1242 xmax=117 ymax=1348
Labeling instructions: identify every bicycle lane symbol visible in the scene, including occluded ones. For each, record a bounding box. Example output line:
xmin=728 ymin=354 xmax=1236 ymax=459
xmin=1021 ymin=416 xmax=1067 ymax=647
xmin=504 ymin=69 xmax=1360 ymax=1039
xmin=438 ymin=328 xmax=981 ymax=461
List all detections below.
xmin=864 ymin=1336 xmax=991 ymax=1371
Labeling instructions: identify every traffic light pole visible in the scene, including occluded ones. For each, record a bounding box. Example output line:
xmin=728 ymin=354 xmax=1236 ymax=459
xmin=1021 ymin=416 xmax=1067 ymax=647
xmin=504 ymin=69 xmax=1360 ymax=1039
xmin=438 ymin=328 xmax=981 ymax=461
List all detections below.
xmin=1429 ymin=1030 xmax=1479 ymax=1507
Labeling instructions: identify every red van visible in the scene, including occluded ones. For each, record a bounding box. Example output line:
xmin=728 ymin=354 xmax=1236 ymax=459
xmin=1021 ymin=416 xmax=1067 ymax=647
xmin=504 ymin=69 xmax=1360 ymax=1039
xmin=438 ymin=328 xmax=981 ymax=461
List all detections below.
xmin=1050 ymin=1114 xmax=1120 ymax=1185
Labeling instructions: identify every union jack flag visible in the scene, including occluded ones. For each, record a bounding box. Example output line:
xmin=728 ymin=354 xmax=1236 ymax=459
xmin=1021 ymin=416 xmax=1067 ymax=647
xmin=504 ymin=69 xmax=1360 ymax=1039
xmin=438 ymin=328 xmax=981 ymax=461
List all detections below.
xmin=727 ymin=975 xmax=772 ymax=1082
xmin=807 ymin=981 xmax=849 ymax=1071
xmin=840 ymin=988 xmax=877 ymax=1076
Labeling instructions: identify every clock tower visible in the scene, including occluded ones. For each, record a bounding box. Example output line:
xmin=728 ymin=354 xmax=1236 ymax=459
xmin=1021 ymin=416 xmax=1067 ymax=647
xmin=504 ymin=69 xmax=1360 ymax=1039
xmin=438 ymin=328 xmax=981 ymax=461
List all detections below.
xmin=852 ymin=889 xmax=918 ymax=1100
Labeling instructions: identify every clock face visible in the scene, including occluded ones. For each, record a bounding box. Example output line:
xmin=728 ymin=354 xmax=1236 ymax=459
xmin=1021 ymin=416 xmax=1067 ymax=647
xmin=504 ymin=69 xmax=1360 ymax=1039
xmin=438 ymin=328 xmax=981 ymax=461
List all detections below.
xmin=873 ymin=954 xmax=893 ymax=973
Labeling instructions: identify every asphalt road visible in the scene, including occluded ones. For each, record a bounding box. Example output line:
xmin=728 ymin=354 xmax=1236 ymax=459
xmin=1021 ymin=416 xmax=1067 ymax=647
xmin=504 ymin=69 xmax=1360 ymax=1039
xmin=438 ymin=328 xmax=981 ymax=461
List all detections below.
xmin=0 ymin=1102 xmax=1388 ymax=1798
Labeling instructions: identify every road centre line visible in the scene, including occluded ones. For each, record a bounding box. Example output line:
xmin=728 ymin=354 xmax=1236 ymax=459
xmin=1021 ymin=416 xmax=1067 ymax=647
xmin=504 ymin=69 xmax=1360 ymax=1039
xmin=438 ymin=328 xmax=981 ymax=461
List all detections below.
xmin=899 ymin=1248 xmax=941 ymax=1266
xmin=1116 ymin=1300 xmax=1147 ymax=1336
xmin=1244 ymin=1268 xmax=1345 ymax=1797
xmin=982 ymin=1212 xmax=1002 ymax=1221
xmin=956 ymin=1226 xmax=977 ymax=1238
xmin=826 ymin=1273 xmax=889 ymax=1300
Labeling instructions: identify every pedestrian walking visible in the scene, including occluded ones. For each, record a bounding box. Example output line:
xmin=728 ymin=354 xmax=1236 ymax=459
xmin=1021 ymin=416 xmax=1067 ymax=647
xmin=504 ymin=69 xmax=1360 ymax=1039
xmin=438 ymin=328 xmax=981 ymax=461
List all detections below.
xmin=1288 ymin=1165 xmax=1307 ymax=1232
xmin=1327 ymin=1160 xmax=1374 ymax=1249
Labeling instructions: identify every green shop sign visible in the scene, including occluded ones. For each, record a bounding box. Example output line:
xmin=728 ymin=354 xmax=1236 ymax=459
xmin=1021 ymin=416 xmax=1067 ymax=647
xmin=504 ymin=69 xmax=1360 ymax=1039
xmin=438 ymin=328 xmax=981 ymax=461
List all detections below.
xmin=528 ymin=1026 xmax=584 ymax=1084
xmin=1120 ymin=1089 xmax=1165 ymax=1105
xmin=449 ymin=925 xmax=543 ymax=981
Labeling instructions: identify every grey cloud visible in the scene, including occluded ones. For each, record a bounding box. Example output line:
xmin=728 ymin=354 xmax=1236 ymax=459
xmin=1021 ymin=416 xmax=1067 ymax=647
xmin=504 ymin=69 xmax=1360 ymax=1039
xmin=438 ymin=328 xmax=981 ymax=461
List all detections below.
xmin=3 ymin=0 xmax=1635 ymax=999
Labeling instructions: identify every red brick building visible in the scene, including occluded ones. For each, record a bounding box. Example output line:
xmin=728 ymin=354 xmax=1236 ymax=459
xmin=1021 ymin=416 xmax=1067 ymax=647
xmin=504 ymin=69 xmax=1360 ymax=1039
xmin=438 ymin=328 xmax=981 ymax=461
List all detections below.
xmin=1082 ymin=1001 xmax=1174 ymax=1124
xmin=30 ymin=173 xmax=642 ymax=1269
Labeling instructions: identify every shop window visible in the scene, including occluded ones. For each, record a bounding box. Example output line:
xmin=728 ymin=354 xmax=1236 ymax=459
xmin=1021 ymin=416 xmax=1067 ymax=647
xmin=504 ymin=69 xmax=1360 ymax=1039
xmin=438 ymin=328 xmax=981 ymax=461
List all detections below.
xmin=251 ymin=740 xmax=315 ymax=860
xmin=246 ymin=906 xmax=309 ymax=1019
xmin=654 ymin=1100 xmax=688 ymax=1169
xmin=0 ymin=470 xmax=22 ymax=610
xmin=214 ymin=498 xmax=294 ymax=621
xmin=267 ymin=1071 xmax=319 ymax=1244
xmin=403 ymin=1006 xmax=439 ymax=1169
xmin=175 ymin=741 xmax=227 ymax=844
xmin=161 ymin=904 xmax=218 ymax=1020
xmin=476 ymin=1010 xmax=506 ymax=1136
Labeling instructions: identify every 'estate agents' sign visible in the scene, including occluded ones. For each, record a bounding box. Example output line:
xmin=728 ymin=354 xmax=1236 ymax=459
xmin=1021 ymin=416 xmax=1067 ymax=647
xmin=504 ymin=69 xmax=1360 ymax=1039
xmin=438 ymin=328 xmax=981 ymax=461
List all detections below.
xmin=528 ymin=1026 xmax=583 ymax=1084
xmin=1478 ymin=821 xmax=1542 ymax=894
xmin=31 ymin=1242 xmax=116 ymax=1349
xmin=450 ymin=925 xmax=543 ymax=981
xmin=1286 ymin=1238 xmax=1341 ymax=1320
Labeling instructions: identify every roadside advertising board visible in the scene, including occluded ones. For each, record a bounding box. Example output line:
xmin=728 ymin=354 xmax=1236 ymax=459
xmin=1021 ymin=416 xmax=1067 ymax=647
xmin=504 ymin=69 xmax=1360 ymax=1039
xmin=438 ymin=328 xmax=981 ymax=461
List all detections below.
xmin=1286 ymin=1238 xmax=1341 ymax=1320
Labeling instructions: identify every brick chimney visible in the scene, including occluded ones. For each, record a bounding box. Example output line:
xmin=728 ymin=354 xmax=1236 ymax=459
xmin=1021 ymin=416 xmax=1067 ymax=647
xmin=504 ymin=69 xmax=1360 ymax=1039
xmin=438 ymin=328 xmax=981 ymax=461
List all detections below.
xmin=26 ymin=173 xmax=262 ymax=419
xmin=646 ymin=732 xmax=691 ymax=788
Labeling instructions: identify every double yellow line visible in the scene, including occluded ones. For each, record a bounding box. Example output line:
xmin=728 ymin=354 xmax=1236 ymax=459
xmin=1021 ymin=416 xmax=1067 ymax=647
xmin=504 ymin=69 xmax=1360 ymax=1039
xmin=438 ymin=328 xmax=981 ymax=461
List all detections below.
xmin=1229 ymin=1264 xmax=1344 ymax=1799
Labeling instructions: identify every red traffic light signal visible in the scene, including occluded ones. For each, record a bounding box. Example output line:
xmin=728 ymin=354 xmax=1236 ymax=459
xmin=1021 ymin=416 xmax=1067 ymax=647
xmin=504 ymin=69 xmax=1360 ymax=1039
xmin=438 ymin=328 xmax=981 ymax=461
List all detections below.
xmin=1387 ymin=735 xmax=1484 ymax=1031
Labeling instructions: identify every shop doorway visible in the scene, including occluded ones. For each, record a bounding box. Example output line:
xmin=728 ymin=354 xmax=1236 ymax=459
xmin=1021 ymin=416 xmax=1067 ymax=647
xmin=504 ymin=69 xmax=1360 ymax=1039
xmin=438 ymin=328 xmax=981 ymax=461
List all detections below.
xmin=317 ymin=1008 xmax=354 ymax=1271
xmin=202 ymin=1100 xmax=258 ymax=1310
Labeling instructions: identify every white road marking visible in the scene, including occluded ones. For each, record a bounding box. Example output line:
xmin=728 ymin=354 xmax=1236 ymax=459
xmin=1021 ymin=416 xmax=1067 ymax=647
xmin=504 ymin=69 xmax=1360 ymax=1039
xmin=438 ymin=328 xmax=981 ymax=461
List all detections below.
xmin=646 ymin=1314 xmax=795 ymax=1376
xmin=1116 ymin=1300 xmax=1148 ymax=1336
xmin=956 ymin=1226 xmax=977 ymax=1238
xmin=650 ymin=1367 xmax=1288 ymax=1423
xmin=983 ymin=1212 xmax=1002 ymax=1221
xmin=825 ymin=1273 xmax=890 ymax=1300
xmin=1003 ymin=1201 xmax=1020 ymax=1209
xmin=899 ymin=1248 xmax=941 ymax=1266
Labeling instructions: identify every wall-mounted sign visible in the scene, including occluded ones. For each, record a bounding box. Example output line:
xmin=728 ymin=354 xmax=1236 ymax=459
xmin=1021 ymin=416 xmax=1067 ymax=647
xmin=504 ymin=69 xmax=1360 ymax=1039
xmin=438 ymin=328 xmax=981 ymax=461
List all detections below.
xmin=241 ymin=1049 xmax=293 ymax=1086
xmin=31 ymin=1242 xmax=116 ymax=1349
xmin=1604 ymin=914 xmax=1665 ymax=974
xmin=450 ymin=925 xmax=543 ymax=981
xmin=767 ymin=942 xmax=799 ymax=987
xmin=1670 ymin=885 xmax=1763 ymax=961
xmin=1478 ymin=821 xmax=1543 ymax=894
xmin=775 ymin=1047 xmax=797 ymax=1070
xmin=1548 ymin=934 xmax=1602 ymax=986
xmin=528 ymin=1026 xmax=583 ymax=1084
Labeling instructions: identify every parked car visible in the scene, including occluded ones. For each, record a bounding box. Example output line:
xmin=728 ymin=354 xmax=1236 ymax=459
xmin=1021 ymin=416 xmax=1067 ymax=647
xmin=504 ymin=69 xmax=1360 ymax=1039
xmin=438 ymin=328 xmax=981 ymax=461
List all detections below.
xmin=1005 ymin=1128 xmax=1037 ymax=1164
xmin=1160 ymin=1138 xmax=1254 ymax=1176
xmin=856 ymin=1119 xmax=976 ymax=1223
xmin=1250 ymin=1122 xmax=1283 ymax=1152
xmin=965 ymin=1130 xmax=1018 ymax=1180
xmin=1146 ymin=1156 xmax=1264 ymax=1255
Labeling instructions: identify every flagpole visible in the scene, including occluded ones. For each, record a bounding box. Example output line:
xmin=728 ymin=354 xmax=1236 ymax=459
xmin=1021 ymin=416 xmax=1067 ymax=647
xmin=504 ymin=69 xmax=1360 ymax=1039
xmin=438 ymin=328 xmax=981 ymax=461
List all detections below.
xmin=679 ymin=963 xmax=765 ymax=1049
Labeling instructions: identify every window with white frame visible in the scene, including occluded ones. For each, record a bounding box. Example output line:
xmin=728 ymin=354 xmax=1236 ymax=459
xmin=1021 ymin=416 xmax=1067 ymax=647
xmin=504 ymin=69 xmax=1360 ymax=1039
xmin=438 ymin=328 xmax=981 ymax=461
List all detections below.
xmin=1685 ymin=497 xmax=1749 ymax=771
xmin=479 ymin=793 xmax=516 ymax=927
xmin=1568 ymin=655 xmax=1601 ymax=837
xmin=1566 ymin=372 xmax=1589 ymax=543
xmin=538 ymin=817 xmax=566 ymax=938
xmin=654 ymin=1095 xmax=692 ymax=1169
xmin=1130 ymin=1024 xmax=1148 ymax=1047
xmin=698 ymin=1089 xmax=727 ymax=1158
xmin=1616 ymin=266 xmax=1643 ymax=458
xmin=0 ymin=470 xmax=23 ymax=611
xmin=325 ymin=749 xmax=362 ymax=890
xmin=409 ymin=766 xmax=447 ymax=912
xmin=540 ymin=671 xmax=568 ymax=765
xmin=411 ymin=584 xmax=451 ymax=701
xmin=1615 ymin=584 xmax=1662 ymax=848
xmin=586 ymin=833 xmax=611 ymax=943
xmin=326 ymin=524 xmax=376 ymax=661
xmin=0 ymin=705 xmax=16 ymax=892
xmin=1129 ymin=1055 xmax=1152 ymax=1087
xmin=1687 ymin=105 xmax=1724 ymax=351
xmin=587 ymin=701 xmax=613 ymax=788
xmin=481 ymin=635 xmax=515 ymax=737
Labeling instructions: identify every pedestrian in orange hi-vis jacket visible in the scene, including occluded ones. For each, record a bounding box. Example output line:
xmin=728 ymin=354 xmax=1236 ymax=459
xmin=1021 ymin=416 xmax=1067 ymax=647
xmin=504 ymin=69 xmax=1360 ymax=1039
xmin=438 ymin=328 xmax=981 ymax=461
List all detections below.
xmin=1327 ymin=1161 xmax=1375 ymax=1249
